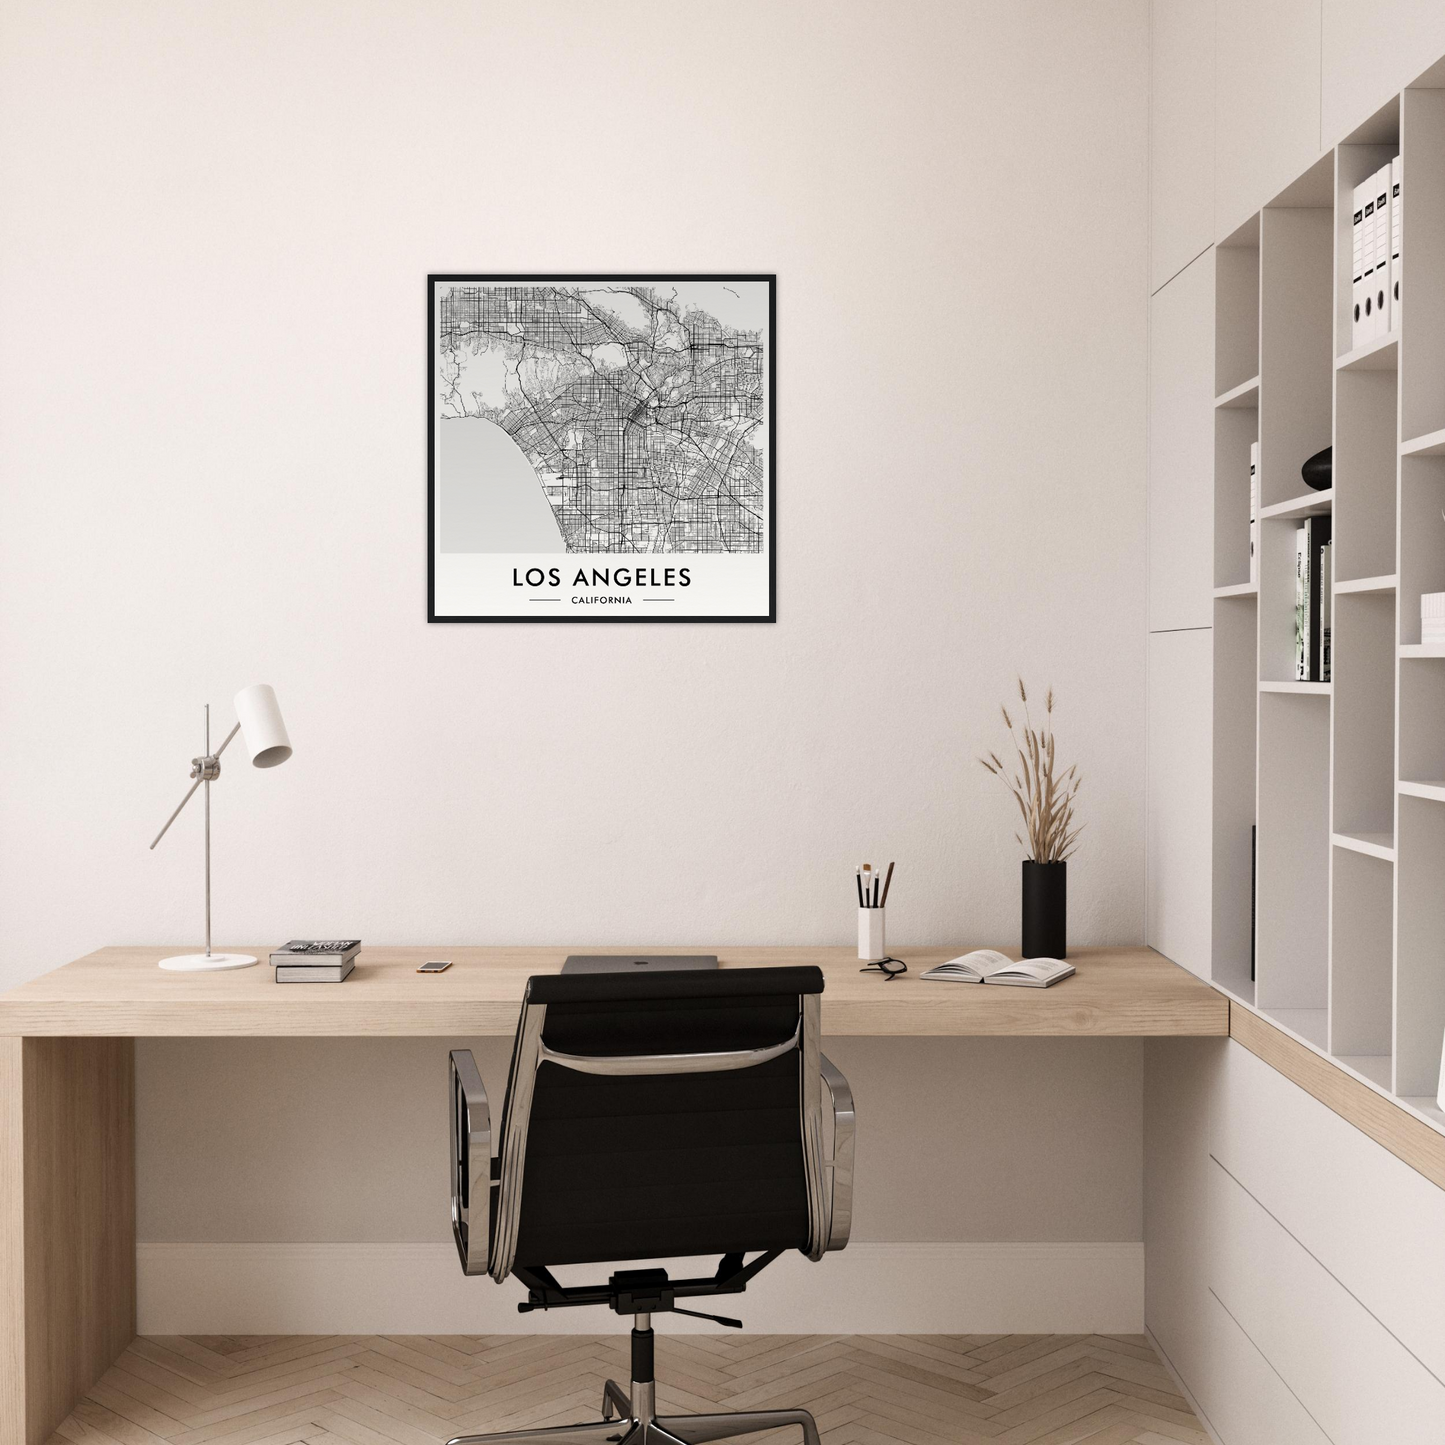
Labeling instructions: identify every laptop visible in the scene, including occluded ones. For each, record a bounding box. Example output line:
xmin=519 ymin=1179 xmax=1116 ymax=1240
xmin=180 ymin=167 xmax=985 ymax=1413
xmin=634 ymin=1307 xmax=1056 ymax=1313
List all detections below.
xmin=561 ymin=954 xmax=719 ymax=974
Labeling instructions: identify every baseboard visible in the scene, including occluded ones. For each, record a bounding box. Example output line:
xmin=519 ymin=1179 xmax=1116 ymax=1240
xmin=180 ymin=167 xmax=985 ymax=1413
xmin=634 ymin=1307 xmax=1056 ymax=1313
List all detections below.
xmin=136 ymin=1241 xmax=1143 ymax=1335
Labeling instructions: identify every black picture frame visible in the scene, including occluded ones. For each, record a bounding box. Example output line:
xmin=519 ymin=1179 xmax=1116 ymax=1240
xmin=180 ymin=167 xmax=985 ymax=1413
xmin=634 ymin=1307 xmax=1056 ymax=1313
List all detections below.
xmin=427 ymin=273 xmax=776 ymax=624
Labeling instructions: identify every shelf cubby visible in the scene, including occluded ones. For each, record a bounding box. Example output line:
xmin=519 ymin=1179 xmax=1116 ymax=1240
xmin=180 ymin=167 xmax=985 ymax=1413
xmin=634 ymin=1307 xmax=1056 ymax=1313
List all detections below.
xmin=1211 ymin=593 xmax=1259 ymax=1003
xmin=1255 ymin=692 xmax=1330 ymax=1018
xmin=1329 ymin=847 xmax=1393 ymax=1066
xmin=1214 ymin=403 xmax=1257 ymax=589
xmin=1399 ymin=653 xmax=1445 ymax=786
xmin=1258 ymin=184 xmax=1332 ymax=511
xmin=1398 ymin=454 xmax=1445 ymax=644
xmin=1396 ymin=795 xmax=1445 ymax=1097
xmin=1216 ymin=216 xmax=1260 ymax=398
xmin=1332 ymin=591 xmax=1396 ymax=837
xmin=1334 ymin=369 xmax=1397 ymax=581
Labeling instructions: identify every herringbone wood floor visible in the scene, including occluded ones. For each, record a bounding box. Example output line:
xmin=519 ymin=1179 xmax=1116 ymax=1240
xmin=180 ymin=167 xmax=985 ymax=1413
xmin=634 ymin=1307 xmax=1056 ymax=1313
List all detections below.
xmin=49 ymin=1334 xmax=1209 ymax=1445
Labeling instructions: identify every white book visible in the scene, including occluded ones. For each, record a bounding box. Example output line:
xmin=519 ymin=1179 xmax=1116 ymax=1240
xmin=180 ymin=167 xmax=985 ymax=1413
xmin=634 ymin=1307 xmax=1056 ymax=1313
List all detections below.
xmin=1351 ymin=178 xmax=1368 ymax=349
xmin=1391 ymin=154 xmax=1402 ymax=332
xmin=1249 ymin=441 xmax=1259 ymax=585
xmin=1295 ymin=525 xmax=1309 ymax=680
xmin=920 ymin=950 xmax=1075 ymax=988
xmin=1320 ymin=539 xmax=1332 ymax=683
xmin=1373 ymin=164 xmax=1392 ymax=341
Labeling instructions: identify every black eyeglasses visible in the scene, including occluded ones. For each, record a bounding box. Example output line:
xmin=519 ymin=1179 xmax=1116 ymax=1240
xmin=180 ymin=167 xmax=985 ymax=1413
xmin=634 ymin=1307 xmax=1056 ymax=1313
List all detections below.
xmin=859 ymin=956 xmax=908 ymax=981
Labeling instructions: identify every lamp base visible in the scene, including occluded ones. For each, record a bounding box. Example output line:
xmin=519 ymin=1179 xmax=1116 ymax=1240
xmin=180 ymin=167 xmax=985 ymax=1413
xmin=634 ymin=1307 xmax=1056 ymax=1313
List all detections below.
xmin=158 ymin=952 xmax=258 ymax=972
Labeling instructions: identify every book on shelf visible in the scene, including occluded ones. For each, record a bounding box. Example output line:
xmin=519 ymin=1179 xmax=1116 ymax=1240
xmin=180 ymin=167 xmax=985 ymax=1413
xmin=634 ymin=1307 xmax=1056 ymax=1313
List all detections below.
xmin=1320 ymin=538 xmax=1332 ymax=682
xmin=1293 ymin=517 xmax=1332 ymax=681
xmin=1295 ymin=526 xmax=1308 ymax=679
xmin=920 ymin=950 xmax=1074 ymax=988
xmin=1249 ymin=441 xmax=1259 ymax=584
xmin=276 ymin=958 xmax=355 ymax=983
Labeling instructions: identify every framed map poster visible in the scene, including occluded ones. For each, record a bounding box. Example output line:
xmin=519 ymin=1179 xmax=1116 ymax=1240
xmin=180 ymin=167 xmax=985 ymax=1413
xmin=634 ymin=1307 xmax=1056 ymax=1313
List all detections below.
xmin=428 ymin=274 xmax=775 ymax=622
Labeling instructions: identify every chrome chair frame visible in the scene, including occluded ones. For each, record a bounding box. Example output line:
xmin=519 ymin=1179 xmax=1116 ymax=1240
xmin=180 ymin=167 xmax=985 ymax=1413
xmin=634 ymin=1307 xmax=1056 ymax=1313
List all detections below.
xmin=446 ymin=985 xmax=854 ymax=1445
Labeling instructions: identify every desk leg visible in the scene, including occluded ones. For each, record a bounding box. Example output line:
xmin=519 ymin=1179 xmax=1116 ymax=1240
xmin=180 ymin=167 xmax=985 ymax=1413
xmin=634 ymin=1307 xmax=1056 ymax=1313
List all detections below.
xmin=0 ymin=1037 xmax=136 ymax=1445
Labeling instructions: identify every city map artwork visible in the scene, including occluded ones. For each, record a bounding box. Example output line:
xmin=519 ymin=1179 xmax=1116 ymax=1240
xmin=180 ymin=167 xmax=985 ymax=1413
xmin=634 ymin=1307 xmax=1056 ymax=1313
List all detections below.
xmin=428 ymin=274 xmax=775 ymax=622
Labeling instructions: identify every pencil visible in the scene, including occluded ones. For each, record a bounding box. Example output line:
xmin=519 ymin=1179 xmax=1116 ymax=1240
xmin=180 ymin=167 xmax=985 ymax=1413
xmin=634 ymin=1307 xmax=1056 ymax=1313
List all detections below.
xmin=880 ymin=860 xmax=895 ymax=907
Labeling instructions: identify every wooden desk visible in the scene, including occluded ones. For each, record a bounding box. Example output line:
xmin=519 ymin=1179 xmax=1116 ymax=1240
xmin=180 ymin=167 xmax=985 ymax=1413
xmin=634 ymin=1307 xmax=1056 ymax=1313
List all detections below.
xmin=0 ymin=943 xmax=1225 ymax=1038
xmin=0 ymin=944 xmax=1223 ymax=1445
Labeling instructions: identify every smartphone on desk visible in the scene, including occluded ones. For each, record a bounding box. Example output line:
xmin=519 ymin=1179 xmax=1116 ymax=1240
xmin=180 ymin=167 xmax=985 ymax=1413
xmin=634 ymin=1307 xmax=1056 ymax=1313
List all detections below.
xmin=417 ymin=959 xmax=452 ymax=973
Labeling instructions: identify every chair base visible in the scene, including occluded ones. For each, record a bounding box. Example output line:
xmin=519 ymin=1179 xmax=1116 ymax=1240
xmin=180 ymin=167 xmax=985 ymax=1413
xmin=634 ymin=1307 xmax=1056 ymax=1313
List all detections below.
xmin=446 ymin=1380 xmax=821 ymax=1445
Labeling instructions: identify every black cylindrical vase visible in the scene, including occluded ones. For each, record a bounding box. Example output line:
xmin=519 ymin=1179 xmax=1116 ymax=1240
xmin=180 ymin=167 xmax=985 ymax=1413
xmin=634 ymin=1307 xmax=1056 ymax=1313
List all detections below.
xmin=1021 ymin=860 xmax=1067 ymax=958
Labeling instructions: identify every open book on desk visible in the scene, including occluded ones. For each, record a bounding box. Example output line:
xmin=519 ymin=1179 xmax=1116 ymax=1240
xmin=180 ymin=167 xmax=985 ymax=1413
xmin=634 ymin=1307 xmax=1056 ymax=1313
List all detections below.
xmin=920 ymin=950 xmax=1075 ymax=988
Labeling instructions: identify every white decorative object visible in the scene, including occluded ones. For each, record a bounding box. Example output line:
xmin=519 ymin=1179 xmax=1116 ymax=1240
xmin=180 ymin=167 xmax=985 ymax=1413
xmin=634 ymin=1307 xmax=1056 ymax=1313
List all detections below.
xmin=150 ymin=685 xmax=294 ymax=971
xmin=1421 ymin=591 xmax=1445 ymax=644
xmin=858 ymin=907 xmax=886 ymax=962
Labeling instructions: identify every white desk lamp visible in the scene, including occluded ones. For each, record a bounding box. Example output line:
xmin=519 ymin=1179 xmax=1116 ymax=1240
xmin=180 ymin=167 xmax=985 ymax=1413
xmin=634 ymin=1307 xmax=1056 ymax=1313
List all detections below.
xmin=149 ymin=683 xmax=292 ymax=972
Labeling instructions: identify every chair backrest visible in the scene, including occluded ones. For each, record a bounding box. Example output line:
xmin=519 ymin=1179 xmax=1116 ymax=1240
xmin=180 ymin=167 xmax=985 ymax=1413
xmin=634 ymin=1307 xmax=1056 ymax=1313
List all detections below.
xmin=488 ymin=966 xmax=828 ymax=1280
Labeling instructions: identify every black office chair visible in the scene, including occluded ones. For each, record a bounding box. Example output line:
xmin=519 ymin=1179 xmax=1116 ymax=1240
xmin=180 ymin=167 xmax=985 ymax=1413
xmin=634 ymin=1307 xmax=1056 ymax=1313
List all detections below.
xmin=446 ymin=965 xmax=855 ymax=1445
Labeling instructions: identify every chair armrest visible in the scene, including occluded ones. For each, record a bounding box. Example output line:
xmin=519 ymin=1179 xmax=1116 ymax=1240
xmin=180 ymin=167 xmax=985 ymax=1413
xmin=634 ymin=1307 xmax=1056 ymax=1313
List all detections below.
xmin=449 ymin=1049 xmax=492 ymax=1276
xmin=819 ymin=1052 xmax=855 ymax=1251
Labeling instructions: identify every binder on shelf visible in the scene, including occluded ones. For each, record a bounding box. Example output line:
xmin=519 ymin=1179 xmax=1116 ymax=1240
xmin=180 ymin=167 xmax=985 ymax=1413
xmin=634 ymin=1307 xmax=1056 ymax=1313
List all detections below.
xmin=1351 ymin=179 xmax=1367 ymax=349
xmin=1391 ymin=154 xmax=1402 ymax=332
xmin=1373 ymin=164 xmax=1391 ymax=341
xmin=1249 ymin=441 xmax=1259 ymax=585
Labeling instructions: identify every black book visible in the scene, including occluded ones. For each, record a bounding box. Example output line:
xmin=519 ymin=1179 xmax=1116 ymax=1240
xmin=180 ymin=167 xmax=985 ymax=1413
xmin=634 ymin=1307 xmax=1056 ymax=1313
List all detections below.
xmin=1250 ymin=824 xmax=1257 ymax=983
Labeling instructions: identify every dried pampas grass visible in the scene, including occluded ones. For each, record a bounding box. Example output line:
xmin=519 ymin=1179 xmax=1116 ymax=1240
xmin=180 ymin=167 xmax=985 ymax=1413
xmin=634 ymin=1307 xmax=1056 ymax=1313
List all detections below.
xmin=979 ymin=678 xmax=1083 ymax=863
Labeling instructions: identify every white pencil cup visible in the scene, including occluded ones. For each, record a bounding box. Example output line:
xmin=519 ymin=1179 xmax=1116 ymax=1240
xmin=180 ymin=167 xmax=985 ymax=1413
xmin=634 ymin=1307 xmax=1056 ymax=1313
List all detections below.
xmin=858 ymin=907 xmax=886 ymax=962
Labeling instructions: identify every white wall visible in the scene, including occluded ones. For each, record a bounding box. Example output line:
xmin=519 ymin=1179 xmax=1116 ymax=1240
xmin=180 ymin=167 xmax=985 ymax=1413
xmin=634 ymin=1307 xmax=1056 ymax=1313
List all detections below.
xmin=0 ymin=0 xmax=1151 ymax=1322
xmin=0 ymin=0 xmax=1149 ymax=979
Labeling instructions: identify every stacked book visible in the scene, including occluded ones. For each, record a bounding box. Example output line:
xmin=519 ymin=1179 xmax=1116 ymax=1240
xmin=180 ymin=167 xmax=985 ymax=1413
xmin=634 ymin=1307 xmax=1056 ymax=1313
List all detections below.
xmin=1294 ymin=517 xmax=1332 ymax=682
xmin=270 ymin=939 xmax=361 ymax=982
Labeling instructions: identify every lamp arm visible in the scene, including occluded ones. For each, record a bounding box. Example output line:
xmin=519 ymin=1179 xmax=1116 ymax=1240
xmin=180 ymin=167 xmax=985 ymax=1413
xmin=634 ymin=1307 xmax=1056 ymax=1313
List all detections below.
xmin=148 ymin=722 xmax=241 ymax=850
xmin=149 ymin=777 xmax=203 ymax=850
xmin=213 ymin=721 xmax=242 ymax=759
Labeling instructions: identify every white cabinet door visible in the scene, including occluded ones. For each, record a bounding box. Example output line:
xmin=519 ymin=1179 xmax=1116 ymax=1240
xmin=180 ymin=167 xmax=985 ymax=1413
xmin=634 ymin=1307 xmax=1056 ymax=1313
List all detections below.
xmin=1211 ymin=1156 xmax=1445 ymax=1443
xmin=1322 ymin=0 xmax=1445 ymax=145
xmin=1215 ymin=0 xmax=1323 ymax=237
xmin=1214 ymin=1039 xmax=1445 ymax=1384
xmin=1147 ymin=629 xmax=1213 ymax=978
xmin=1150 ymin=0 xmax=1215 ymax=292
xmin=1197 ymin=1290 xmax=1332 ymax=1445
xmin=1149 ymin=251 xmax=1215 ymax=632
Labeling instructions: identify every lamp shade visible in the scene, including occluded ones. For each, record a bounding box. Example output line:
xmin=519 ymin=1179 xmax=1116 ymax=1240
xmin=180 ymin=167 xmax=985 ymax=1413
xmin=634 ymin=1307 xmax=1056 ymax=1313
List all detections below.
xmin=233 ymin=684 xmax=292 ymax=768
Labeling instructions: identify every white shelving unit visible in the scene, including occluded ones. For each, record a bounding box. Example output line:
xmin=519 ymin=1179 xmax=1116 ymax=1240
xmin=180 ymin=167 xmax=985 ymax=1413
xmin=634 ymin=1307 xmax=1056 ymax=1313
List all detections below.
xmin=1211 ymin=80 xmax=1445 ymax=1133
